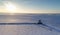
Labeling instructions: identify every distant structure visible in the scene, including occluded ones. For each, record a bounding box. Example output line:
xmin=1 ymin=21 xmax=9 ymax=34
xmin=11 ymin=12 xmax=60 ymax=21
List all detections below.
xmin=37 ymin=20 xmax=43 ymax=24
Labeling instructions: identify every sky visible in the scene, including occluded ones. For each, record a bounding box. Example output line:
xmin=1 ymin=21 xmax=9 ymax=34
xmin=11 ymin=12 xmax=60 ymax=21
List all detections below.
xmin=0 ymin=0 xmax=60 ymax=13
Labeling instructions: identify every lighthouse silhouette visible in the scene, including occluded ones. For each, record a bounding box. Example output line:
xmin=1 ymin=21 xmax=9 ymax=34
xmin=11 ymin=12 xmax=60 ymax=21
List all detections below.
xmin=37 ymin=20 xmax=43 ymax=24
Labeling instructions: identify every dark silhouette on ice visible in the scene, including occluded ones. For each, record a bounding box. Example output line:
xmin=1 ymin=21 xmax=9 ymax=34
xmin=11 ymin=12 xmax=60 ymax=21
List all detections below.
xmin=37 ymin=20 xmax=43 ymax=24
xmin=37 ymin=20 xmax=60 ymax=32
xmin=0 ymin=20 xmax=60 ymax=32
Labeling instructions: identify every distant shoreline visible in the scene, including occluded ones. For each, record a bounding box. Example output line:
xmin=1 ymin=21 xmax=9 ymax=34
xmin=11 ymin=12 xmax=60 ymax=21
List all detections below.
xmin=0 ymin=13 xmax=60 ymax=15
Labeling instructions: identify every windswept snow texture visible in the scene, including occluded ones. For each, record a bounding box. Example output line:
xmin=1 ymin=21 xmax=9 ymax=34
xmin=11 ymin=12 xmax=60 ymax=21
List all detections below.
xmin=0 ymin=25 xmax=60 ymax=35
xmin=0 ymin=14 xmax=60 ymax=35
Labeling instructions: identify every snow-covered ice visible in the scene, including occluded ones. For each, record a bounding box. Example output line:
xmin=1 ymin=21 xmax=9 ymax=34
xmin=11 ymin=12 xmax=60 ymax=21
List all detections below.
xmin=0 ymin=25 xmax=60 ymax=35
xmin=0 ymin=14 xmax=60 ymax=35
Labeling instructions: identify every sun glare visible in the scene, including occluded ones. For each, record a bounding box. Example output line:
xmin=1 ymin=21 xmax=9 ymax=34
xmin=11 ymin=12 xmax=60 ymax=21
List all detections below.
xmin=5 ymin=2 xmax=17 ymax=13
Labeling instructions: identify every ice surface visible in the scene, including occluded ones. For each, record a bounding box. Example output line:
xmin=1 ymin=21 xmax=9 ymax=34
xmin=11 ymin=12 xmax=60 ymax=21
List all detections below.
xmin=0 ymin=25 xmax=60 ymax=35
xmin=0 ymin=14 xmax=60 ymax=35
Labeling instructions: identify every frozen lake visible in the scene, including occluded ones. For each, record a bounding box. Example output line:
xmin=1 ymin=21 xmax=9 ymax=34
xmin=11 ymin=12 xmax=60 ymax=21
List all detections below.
xmin=0 ymin=14 xmax=60 ymax=27
xmin=0 ymin=13 xmax=60 ymax=35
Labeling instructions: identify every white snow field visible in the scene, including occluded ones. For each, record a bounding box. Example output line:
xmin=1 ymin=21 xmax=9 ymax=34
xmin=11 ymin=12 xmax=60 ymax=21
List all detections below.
xmin=0 ymin=25 xmax=60 ymax=35
xmin=0 ymin=14 xmax=60 ymax=35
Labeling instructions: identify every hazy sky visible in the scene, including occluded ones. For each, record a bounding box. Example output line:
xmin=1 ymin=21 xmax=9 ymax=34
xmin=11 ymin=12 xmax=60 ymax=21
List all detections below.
xmin=0 ymin=0 xmax=60 ymax=13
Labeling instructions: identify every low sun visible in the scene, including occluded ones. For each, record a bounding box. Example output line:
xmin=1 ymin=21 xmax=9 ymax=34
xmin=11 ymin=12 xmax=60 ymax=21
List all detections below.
xmin=5 ymin=3 xmax=17 ymax=13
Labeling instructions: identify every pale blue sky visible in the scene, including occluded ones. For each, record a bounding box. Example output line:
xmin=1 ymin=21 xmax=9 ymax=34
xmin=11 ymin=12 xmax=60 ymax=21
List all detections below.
xmin=0 ymin=0 xmax=60 ymax=13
